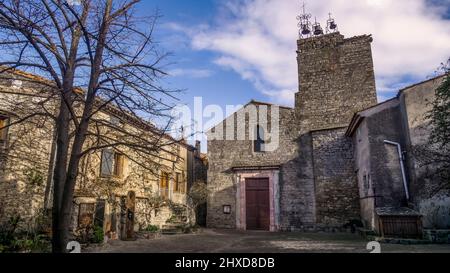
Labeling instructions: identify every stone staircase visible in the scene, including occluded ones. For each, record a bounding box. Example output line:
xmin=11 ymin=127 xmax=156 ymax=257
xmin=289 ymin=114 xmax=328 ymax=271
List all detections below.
xmin=161 ymin=204 xmax=189 ymax=235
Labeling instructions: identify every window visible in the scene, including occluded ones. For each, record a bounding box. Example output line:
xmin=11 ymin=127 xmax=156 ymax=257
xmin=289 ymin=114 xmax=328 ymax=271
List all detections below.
xmin=254 ymin=125 xmax=265 ymax=153
xmin=114 ymin=153 xmax=125 ymax=178
xmin=110 ymin=115 xmax=121 ymax=127
xmin=174 ymin=173 xmax=187 ymax=194
xmin=174 ymin=173 xmax=181 ymax=193
xmin=101 ymin=149 xmax=125 ymax=178
xmin=223 ymin=205 xmax=231 ymax=214
xmin=78 ymin=203 xmax=95 ymax=228
xmin=160 ymin=172 xmax=169 ymax=199
xmin=0 ymin=116 xmax=9 ymax=142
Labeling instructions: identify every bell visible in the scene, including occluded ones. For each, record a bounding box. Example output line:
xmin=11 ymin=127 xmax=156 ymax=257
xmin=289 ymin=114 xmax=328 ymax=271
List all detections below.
xmin=313 ymin=25 xmax=323 ymax=36
xmin=302 ymin=25 xmax=311 ymax=35
xmin=329 ymin=20 xmax=337 ymax=30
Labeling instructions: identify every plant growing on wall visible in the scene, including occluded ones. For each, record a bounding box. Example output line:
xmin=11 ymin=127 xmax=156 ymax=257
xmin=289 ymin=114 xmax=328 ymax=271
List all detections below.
xmin=24 ymin=168 xmax=45 ymax=187
xmin=427 ymin=59 xmax=450 ymax=192
xmin=188 ymin=181 xmax=208 ymax=208
xmin=429 ymin=59 xmax=450 ymax=150
xmin=415 ymin=58 xmax=450 ymax=195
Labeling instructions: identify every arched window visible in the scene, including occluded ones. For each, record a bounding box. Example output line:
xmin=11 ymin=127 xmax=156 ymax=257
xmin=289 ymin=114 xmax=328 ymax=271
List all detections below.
xmin=254 ymin=125 xmax=265 ymax=153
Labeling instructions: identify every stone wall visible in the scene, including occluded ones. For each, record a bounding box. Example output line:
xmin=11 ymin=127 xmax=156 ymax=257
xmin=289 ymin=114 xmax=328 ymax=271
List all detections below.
xmin=351 ymin=98 xmax=410 ymax=229
xmin=0 ymin=70 xmax=196 ymax=237
xmin=400 ymin=76 xmax=450 ymax=229
xmin=366 ymin=102 xmax=408 ymax=208
xmin=350 ymin=75 xmax=450 ymax=231
xmin=0 ymin=74 xmax=56 ymax=229
xmin=312 ymin=128 xmax=360 ymax=227
xmin=207 ymin=32 xmax=380 ymax=231
xmin=206 ymin=104 xmax=318 ymax=229
xmin=296 ymin=33 xmax=378 ymax=131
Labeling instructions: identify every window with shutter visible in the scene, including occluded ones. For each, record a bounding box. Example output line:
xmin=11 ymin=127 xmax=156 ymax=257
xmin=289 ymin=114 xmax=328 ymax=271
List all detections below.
xmin=0 ymin=117 xmax=9 ymax=142
xmin=114 ymin=153 xmax=125 ymax=178
xmin=174 ymin=173 xmax=180 ymax=192
xmin=160 ymin=172 xmax=169 ymax=199
xmin=101 ymin=149 xmax=114 ymax=176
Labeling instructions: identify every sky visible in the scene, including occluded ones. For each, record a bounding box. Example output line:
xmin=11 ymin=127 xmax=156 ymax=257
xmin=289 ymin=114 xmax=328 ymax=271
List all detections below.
xmin=137 ymin=0 xmax=450 ymax=151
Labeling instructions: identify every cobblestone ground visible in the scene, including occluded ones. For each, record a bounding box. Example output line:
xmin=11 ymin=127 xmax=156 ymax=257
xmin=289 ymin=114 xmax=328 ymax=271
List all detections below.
xmin=86 ymin=229 xmax=450 ymax=253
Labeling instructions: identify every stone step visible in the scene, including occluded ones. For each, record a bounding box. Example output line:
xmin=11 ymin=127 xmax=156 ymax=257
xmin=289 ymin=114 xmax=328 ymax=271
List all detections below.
xmin=162 ymin=224 xmax=184 ymax=230
xmin=161 ymin=227 xmax=184 ymax=235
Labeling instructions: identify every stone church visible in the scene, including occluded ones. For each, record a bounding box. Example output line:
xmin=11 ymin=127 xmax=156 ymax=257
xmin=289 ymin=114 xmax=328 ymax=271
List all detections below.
xmin=206 ymin=31 xmax=450 ymax=237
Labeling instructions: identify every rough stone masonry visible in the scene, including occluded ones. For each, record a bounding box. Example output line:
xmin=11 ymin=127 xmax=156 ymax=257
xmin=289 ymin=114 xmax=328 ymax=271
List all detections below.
xmin=207 ymin=32 xmax=378 ymax=231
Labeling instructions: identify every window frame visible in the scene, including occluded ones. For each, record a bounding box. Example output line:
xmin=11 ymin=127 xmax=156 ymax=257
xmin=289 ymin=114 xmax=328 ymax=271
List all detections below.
xmin=0 ymin=115 xmax=10 ymax=143
xmin=113 ymin=153 xmax=125 ymax=178
xmin=159 ymin=171 xmax=170 ymax=199
xmin=253 ymin=124 xmax=266 ymax=153
xmin=174 ymin=172 xmax=180 ymax=193
xmin=100 ymin=149 xmax=125 ymax=178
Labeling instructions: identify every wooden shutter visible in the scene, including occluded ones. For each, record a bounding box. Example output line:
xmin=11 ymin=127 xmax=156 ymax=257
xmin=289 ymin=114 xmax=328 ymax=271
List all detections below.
xmin=160 ymin=172 xmax=169 ymax=199
xmin=0 ymin=117 xmax=9 ymax=142
xmin=101 ymin=149 xmax=114 ymax=176
xmin=114 ymin=153 xmax=125 ymax=178
xmin=175 ymin=173 xmax=180 ymax=192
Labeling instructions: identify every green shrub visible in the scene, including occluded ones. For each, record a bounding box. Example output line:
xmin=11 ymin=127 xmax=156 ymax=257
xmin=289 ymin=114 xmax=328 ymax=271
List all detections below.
xmin=145 ymin=225 xmax=159 ymax=233
xmin=92 ymin=225 xmax=104 ymax=244
xmin=166 ymin=215 xmax=177 ymax=224
xmin=24 ymin=168 xmax=45 ymax=186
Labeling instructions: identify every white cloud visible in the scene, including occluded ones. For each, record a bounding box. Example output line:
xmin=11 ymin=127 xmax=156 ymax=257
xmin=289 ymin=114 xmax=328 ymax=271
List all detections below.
xmin=183 ymin=0 xmax=450 ymax=105
xmin=168 ymin=68 xmax=214 ymax=79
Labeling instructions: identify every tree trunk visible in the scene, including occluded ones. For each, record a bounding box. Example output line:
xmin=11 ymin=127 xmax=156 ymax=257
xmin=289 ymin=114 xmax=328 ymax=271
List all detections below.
xmin=52 ymin=75 xmax=74 ymax=253
xmin=51 ymin=101 xmax=70 ymax=253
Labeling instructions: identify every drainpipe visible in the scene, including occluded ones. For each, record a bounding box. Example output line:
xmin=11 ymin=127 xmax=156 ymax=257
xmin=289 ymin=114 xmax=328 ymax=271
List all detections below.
xmin=384 ymin=140 xmax=409 ymax=201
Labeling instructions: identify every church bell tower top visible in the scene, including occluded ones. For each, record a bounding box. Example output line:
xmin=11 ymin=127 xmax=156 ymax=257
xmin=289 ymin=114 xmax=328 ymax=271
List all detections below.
xmin=297 ymin=3 xmax=339 ymax=39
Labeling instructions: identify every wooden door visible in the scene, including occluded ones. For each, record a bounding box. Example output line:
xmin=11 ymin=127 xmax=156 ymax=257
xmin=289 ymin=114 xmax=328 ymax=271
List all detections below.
xmin=120 ymin=191 xmax=136 ymax=241
xmin=94 ymin=200 xmax=106 ymax=229
xmin=126 ymin=191 xmax=136 ymax=239
xmin=246 ymin=178 xmax=270 ymax=231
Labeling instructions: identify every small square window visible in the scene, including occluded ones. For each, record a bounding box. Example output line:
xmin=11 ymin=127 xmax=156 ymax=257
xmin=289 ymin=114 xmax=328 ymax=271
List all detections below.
xmin=223 ymin=205 xmax=231 ymax=214
xmin=110 ymin=115 xmax=121 ymax=126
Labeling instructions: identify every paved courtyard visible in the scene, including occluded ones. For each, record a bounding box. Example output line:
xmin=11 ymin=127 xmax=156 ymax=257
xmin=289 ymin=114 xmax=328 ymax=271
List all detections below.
xmin=87 ymin=229 xmax=450 ymax=253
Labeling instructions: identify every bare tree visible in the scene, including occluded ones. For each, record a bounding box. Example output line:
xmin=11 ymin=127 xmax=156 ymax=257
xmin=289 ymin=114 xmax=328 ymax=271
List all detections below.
xmin=0 ymin=0 xmax=180 ymax=252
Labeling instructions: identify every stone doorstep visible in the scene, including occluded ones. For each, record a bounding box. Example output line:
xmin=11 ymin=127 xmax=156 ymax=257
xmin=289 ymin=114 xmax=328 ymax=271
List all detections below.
xmin=137 ymin=232 xmax=162 ymax=240
xmin=375 ymin=237 xmax=432 ymax=245
xmin=423 ymin=229 xmax=450 ymax=244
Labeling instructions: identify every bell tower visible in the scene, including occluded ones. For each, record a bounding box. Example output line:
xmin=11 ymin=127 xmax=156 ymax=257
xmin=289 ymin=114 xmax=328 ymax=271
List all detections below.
xmin=295 ymin=10 xmax=377 ymax=131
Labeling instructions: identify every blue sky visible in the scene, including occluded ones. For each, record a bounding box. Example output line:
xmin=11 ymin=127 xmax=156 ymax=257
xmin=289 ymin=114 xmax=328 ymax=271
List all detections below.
xmin=140 ymin=0 xmax=268 ymax=109
xmin=136 ymin=0 xmax=450 ymax=150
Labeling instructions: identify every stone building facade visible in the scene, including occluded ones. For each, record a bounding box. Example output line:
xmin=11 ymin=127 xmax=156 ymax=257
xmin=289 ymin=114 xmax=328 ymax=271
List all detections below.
xmin=207 ymin=32 xmax=377 ymax=231
xmin=0 ymin=69 xmax=207 ymax=240
xmin=207 ymin=31 xmax=449 ymax=234
xmin=347 ymin=75 xmax=450 ymax=232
